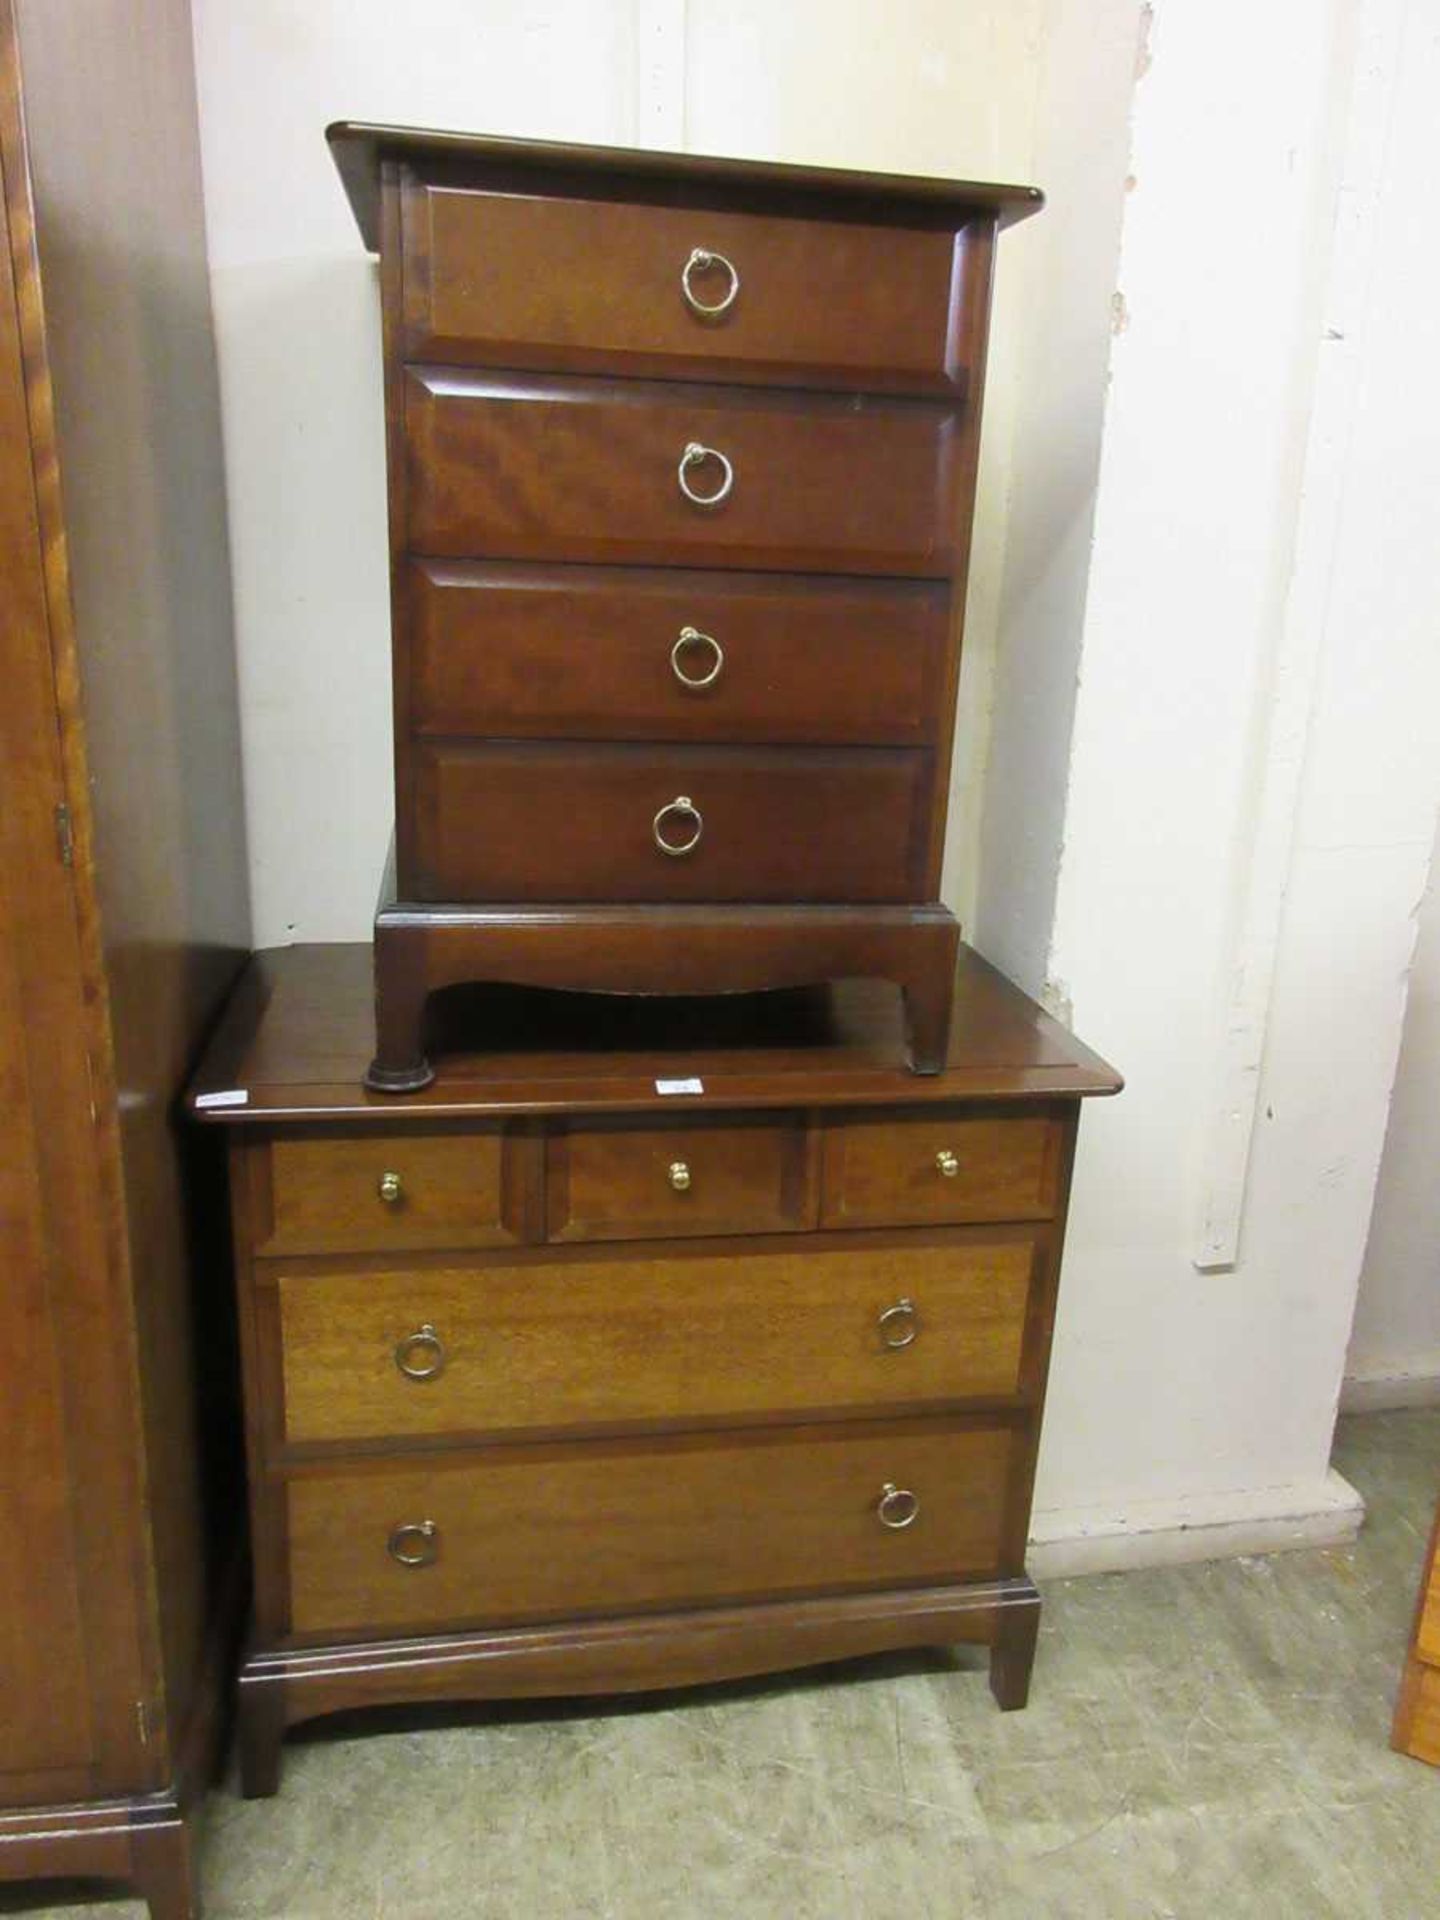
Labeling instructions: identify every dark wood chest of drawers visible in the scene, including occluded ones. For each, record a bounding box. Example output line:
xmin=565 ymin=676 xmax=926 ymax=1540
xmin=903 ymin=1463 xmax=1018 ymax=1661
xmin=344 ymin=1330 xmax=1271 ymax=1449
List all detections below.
xmin=190 ymin=944 xmax=1118 ymax=1795
xmin=325 ymin=125 xmax=1041 ymax=1092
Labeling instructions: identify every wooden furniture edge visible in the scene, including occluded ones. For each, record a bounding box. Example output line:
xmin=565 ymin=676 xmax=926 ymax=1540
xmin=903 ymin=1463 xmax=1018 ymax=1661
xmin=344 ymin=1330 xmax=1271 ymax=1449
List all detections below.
xmin=187 ymin=942 xmax=1122 ymax=1125
xmin=326 ymin=121 xmax=1043 ymax=253
xmin=0 ymin=1796 xmax=194 ymax=1920
xmin=0 ymin=1534 xmax=242 ymax=1915
xmin=1393 ymin=1655 xmax=1440 ymax=1767
xmin=237 ymin=1577 xmax=1039 ymax=1796
xmin=1391 ymin=1486 xmax=1440 ymax=1763
xmin=365 ymin=900 xmax=963 ymax=1089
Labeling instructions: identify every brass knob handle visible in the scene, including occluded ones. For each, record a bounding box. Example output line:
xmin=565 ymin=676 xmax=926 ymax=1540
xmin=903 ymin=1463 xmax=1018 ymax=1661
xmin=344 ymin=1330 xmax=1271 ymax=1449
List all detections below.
xmin=653 ymin=794 xmax=703 ymax=858
xmin=668 ymin=1160 xmax=692 ymax=1192
xmin=394 ymin=1323 xmax=446 ymax=1381
xmin=681 ymin=246 xmax=741 ymax=318
xmin=876 ymin=1483 xmax=920 ymax=1530
xmin=671 ymin=625 xmax=724 ymax=690
xmin=677 ymin=441 xmax=734 ymax=509
xmin=378 ymin=1170 xmax=403 ymax=1205
xmin=934 ymin=1150 xmax=959 ymax=1179
xmin=387 ymin=1520 xmax=439 ymax=1568
xmin=878 ymin=1299 xmax=920 ymax=1350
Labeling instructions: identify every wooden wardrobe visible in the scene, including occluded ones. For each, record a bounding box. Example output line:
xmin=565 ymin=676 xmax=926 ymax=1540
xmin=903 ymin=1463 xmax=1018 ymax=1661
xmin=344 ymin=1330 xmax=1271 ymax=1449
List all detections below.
xmin=0 ymin=2 xmax=249 ymax=1915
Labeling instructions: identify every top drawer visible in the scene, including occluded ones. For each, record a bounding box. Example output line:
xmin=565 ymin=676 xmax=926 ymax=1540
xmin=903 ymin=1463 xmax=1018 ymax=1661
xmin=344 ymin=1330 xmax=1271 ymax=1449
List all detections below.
xmin=253 ymin=1131 xmax=528 ymax=1255
xmin=821 ymin=1111 xmax=1065 ymax=1230
xmin=400 ymin=177 xmax=981 ymax=395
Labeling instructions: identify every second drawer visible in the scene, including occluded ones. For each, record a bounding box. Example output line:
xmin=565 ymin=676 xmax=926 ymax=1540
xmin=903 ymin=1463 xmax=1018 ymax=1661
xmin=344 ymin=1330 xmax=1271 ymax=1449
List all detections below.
xmin=269 ymin=1233 xmax=1044 ymax=1449
xmin=403 ymin=369 xmax=958 ymax=576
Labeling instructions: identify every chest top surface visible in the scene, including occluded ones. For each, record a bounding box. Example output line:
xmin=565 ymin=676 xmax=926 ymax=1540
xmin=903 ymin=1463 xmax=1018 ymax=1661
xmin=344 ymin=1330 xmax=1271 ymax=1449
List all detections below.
xmin=326 ymin=122 xmax=1044 ymax=254
xmin=189 ymin=943 xmax=1120 ymax=1127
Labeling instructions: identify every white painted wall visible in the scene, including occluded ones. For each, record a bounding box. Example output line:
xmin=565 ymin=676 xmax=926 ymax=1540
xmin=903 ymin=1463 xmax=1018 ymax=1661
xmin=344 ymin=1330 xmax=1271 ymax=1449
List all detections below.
xmin=1347 ymin=828 xmax=1440 ymax=1405
xmin=973 ymin=1 xmax=1142 ymax=995
xmin=190 ymin=1 xmax=649 ymax=942
xmin=1030 ymin=0 xmax=1440 ymax=1560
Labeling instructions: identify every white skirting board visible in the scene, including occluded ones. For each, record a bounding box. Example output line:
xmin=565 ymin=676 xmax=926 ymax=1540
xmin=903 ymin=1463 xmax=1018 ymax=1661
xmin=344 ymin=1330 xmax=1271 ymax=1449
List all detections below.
xmin=1027 ymin=1469 xmax=1365 ymax=1579
xmin=1340 ymin=1358 xmax=1440 ymax=1413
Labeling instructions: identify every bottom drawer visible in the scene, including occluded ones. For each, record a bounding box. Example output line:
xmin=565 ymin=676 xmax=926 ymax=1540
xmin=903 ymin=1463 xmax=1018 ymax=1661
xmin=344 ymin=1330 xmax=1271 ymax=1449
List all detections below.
xmin=286 ymin=1419 xmax=1016 ymax=1638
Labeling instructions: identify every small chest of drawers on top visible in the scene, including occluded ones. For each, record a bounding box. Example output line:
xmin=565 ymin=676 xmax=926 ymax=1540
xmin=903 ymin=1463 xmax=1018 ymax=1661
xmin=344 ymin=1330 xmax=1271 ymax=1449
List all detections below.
xmin=323 ymin=125 xmax=1042 ymax=1092
xmin=189 ymin=943 xmax=1119 ymax=1796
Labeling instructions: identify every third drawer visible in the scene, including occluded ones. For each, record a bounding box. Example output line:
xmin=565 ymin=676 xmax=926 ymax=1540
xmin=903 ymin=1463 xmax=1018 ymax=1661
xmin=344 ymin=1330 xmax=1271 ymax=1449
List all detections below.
xmin=267 ymin=1232 xmax=1047 ymax=1450
xmin=408 ymin=741 xmax=930 ymax=903
xmin=407 ymin=561 xmax=949 ymax=747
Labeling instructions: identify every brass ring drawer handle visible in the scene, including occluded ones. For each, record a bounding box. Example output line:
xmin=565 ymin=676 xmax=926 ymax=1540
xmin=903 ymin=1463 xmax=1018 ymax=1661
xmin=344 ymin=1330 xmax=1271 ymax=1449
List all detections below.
xmin=681 ymin=246 xmax=740 ymax=318
xmin=878 ymin=1299 xmax=920 ymax=1350
xmin=935 ymin=1150 xmax=959 ymax=1179
xmin=394 ymin=1323 xmax=446 ymax=1381
xmin=677 ymin=441 xmax=734 ymax=509
xmin=877 ymin=1483 xmax=920 ymax=1531
xmin=671 ymin=625 xmax=724 ymax=690
xmin=387 ymin=1520 xmax=439 ymax=1568
xmin=668 ymin=1159 xmax=692 ymax=1192
xmin=653 ymin=794 xmax=703 ymax=858
xmin=378 ymin=1170 xmax=403 ymax=1204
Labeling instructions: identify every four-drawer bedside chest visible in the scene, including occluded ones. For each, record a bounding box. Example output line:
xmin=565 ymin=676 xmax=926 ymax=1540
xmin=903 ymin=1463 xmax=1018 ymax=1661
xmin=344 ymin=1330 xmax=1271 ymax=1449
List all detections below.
xmin=322 ymin=124 xmax=1043 ymax=1091
xmin=189 ymin=944 xmax=1119 ymax=1795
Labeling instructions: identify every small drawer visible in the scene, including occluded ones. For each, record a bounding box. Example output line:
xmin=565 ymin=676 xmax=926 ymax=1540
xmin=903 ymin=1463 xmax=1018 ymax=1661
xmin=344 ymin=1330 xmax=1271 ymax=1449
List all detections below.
xmin=821 ymin=1112 xmax=1063 ymax=1230
xmin=408 ymin=561 xmax=948 ymax=748
xmin=401 ymin=178 xmax=977 ymax=395
xmin=409 ymin=741 xmax=929 ymax=904
xmin=404 ymin=369 xmax=958 ymax=578
xmin=546 ymin=1116 xmax=811 ymax=1242
xmin=285 ymin=1418 xmax=1015 ymax=1636
xmin=254 ymin=1131 xmax=528 ymax=1256
xmin=271 ymin=1234 xmax=1040 ymax=1447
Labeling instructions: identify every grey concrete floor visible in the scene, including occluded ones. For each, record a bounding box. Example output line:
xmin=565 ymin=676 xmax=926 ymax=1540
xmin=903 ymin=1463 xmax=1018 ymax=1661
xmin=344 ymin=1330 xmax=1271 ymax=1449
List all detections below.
xmin=7 ymin=1408 xmax=1439 ymax=1919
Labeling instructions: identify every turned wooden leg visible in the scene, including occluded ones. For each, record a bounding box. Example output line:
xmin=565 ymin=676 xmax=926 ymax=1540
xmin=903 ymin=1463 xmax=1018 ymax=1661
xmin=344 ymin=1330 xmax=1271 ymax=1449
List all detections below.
xmin=365 ymin=926 xmax=434 ymax=1093
xmin=900 ymin=917 xmax=960 ymax=1075
xmin=989 ymin=1600 xmax=1040 ymax=1711
xmin=130 ymin=1812 xmax=198 ymax=1920
xmin=237 ymin=1673 xmax=286 ymax=1799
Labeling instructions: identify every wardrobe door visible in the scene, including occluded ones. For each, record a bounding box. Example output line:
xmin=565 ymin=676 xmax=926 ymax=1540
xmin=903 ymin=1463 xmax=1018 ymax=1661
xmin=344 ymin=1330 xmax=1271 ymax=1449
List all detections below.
xmin=0 ymin=886 xmax=92 ymax=1782
xmin=0 ymin=79 xmax=149 ymax=1803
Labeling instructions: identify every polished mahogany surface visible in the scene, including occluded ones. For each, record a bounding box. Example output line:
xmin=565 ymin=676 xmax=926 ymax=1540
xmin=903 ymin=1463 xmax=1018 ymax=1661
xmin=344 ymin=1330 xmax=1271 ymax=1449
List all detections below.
xmin=327 ymin=126 xmax=1041 ymax=1084
xmin=190 ymin=941 xmax=1121 ymax=1124
xmin=194 ymin=941 xmax=1115 ymax=1799
xmin=327 ymin=120 xmax=1044 ymax=254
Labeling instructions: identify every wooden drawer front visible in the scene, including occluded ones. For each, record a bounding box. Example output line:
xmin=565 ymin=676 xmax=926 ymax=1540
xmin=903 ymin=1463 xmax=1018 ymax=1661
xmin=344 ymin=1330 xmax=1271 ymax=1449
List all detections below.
xmin=547 ymin=1117 xmax=810 ymax=1241
xmin=822 ymin=1114 xmax=1062 ymax=1229
xmin=404 ymin=370 xmax=958 ymax=577
xmin=403 ymin=181 xmax=975 ymax=393
xmin=411 ymin=742 xmax=928 ymax=904
xmin=274 ymin=1238 xmax=1040 ymax=1448
xmin=257 ymin=1132 xmax=524 ymax=1255
xmin=286 ymin=1419 xmax=1015 ymax=1635
xmin=409 ymin=561 xmax=948 ymax=747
